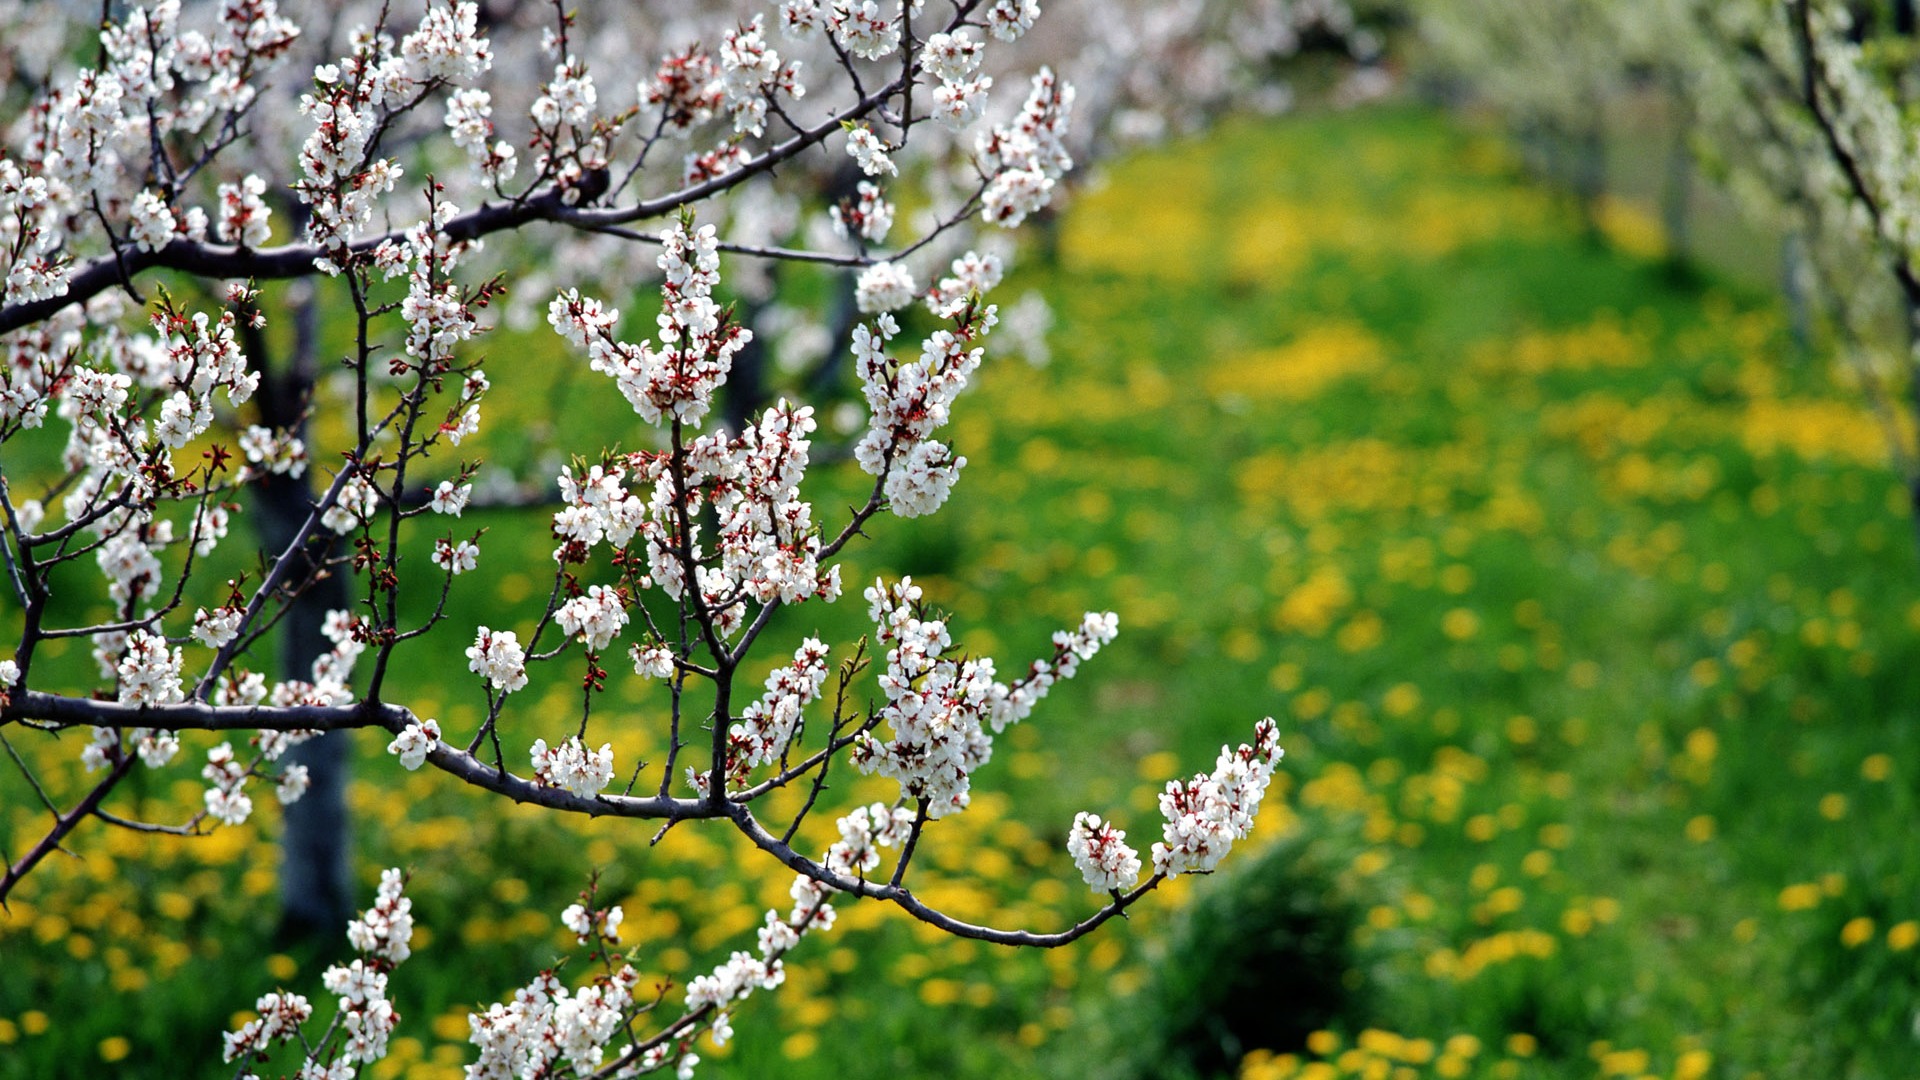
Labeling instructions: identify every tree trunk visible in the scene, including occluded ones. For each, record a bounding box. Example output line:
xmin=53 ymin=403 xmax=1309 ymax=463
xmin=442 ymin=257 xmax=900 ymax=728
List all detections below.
xmin=1781 ymin=231 xmax=1813 ymax=359
xmin=722 ymin=294 xmax=772 ymax=437
xmin=244 ymin=281 xmax=358 ymax=942
xmin=269 ymin=555 xmax=354 ymax=942
xmin=1574 ymin=121 xmax=1607 ymax=242
xmin=1661 ymin=80 xmax=1693 ymax=266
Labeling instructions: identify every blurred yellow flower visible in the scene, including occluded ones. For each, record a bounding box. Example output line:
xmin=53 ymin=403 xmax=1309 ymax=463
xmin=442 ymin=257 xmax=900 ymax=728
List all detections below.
xmin=1441 ymin=608 xmax=1480 ymax=641
xmin=1841 ymin=917 xmax=1876 ymax=948
xmin=1674 ymin=1049 xmax=1714 ymax=1080
xmin=782 ymin=1031 xmax=819 ymax=1059
xmin=1778 ymin=883 xmax=1823 ymax=911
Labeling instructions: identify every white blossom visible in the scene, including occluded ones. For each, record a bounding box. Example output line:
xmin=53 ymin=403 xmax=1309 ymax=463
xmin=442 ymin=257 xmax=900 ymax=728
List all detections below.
xmin=386 ymin=718 xmax=443 ymax=770
xmin=191 ymin=606 xmax=244 ymax=648
xmin=855 ymin=261 xmax=917 ymax=313
xmin=129 ymin=190 xmax=177 ymax=252
xmin=555 ymin=584 xmax=628 ymax=650
xmin=430 ymin=480 xmax=472 ymax=515
xmin=631 ymin=644 xmax=676 ymax=680
xmin=846 ymin=124 xmax=897 ymax=176
xmin=1067 ymin=812 xmax=1141 ymax=893
xmin=466 ymin=627 xmax=527 ymax=693
xmin=432 ymin=537 xmax=480 ymax=574
xmin=117 ymin=629 xmax=184 ymax=706
xmin=531 ymin=736 xmax=614 ymax=798
xmin=216 ymin=175 xmax=272 ymax=248
xmin=1150 ymin=719 xmax=1284 ymax=876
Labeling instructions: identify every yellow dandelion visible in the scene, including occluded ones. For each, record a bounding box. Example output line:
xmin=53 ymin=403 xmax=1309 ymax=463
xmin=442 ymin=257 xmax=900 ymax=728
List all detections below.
xmin=1841 ymin=917 xmax=1876 ymax=948
xmin=1778 ymin=883 xmax=1822 ymax=911
xmin=1441 ymin=608 xmax=1480 ymax=641
xmin=783 ymin=1031 xmax=819 ymax=1059
xmin=1674 ymin=1049 xmax=1713 ymax=1080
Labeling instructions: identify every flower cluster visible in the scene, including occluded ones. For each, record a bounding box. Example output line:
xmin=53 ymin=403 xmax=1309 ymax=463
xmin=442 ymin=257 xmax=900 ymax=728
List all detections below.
xmin=560 ymin=897 xmax=625 ymax=945
xmin=223 ymin=869 xmax=415 ymax=1072
xmin=269 ymin=608 xmax=366 ymax=709
xmin=705 ymin=402 xmax=836 ymax=604
xmin=927 ymin=250 xmax=1005 ymax=318
xmin=923 ymin=30 xmax=991 ymax=130
xmin=854 ymin=260 xmax=917 ymax=313
xmin=850 ymin=578 xmax=1117 ymax=816
xmin=831 ymin=180 xmax=895 ymax=244
xmin=730 ymin=637 xmax=832 ymax=775
xmin=1067 ymin=812 xmax=1142 ymax=893
xmin=551 ymin=407 xmax=838 ymax=640
xmin=556 ymin=584 xmax=629 ymax=650
xmin=987 ymin=0 xmax=1044 ymax=41
xmin=468 ymin=967 xmax=641 ymax=1079
xmin=531 ymin=735 xmax=615 ymax=799
xmin=347 ymin=867 xmax=417 ymax=962
xmin=461 ymin=876 xmax=839 ymax=1080
xmin=846 ymin=123 xmax=897 ymax=177
xmin=221 ymin=991 xmax=313 ymax=1065
xmin=829 ymin=1 xmax=898 ymax=61
xmin=386 ymin=718 xmax=443 ymax=771
xmin=321 ymin=471 xmax=381 ymax=534
xmin=1151 ymin=718 xmax=1284 ymax=876
xmin=445 ymin=87 xmax=516 ymax=186
xmin=852 ymin=304 xmax=995 ymax=518
xmin=548 ymin=219 xmax=749 ymax=428
xmin=295 ymin=3 xmax=493 ymax=269
xmin=239 ymin=423 xmax=309 ymax=478
xmin=645 ymin=45 xmax=723 ymax=133
xmin=826 ymin=801 xmax=916 ymax=876
xmin=201 ymin=742 xmax=253 ymax=825
xmin=978 ymin=68 xmax=1076 ymax=227
xmin=214 ymin=174 xmax=272 ymax=248
xmin=189 ymin=604 xmax=242 ymax=649
xmin=432 ymin=537 xmax=480 ymax=574
xmin=467 ymin=626 xmax=528 ymax=693
xmin=116 ymin=628 xmax=183 ymax=706
xmin=719 ymin=15 xmax=804 ymax=138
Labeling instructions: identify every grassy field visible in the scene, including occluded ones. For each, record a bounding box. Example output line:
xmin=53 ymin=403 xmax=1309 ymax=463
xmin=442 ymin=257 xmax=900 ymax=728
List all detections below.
xmin=6 ymin=104 xmax=1920 ymax=1080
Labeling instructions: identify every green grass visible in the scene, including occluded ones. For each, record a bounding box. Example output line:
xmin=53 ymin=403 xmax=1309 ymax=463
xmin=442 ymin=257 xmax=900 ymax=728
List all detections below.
xmin=6 ymin=103 xmax=1920 ymax=1080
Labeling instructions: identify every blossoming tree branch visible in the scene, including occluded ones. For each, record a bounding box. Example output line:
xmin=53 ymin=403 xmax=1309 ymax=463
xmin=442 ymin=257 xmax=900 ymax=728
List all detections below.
xmin=0 ymin=0 xmax=1283 ymax=1074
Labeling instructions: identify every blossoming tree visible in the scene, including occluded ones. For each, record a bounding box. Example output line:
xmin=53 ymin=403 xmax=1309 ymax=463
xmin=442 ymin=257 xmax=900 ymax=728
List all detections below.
xmin=1417 ymin=0 xmax=1920 ymax=548
xmin=0 ymin=0 xmax=1285 ymax=1073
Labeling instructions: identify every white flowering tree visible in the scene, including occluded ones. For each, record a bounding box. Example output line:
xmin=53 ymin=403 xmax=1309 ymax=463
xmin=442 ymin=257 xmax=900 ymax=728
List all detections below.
xmin=1765 ymin=0 xmax=1920 ymax=524
xmin=1421 ymin=0 xmax=1682 ymax=240
xmin=1412 ymin=0 xmax=1920 ymax=550
xmin=0 ymin=0 xmax=1286 ymax=1074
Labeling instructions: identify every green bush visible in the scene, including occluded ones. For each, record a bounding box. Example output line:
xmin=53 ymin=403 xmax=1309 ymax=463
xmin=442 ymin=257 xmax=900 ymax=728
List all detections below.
xmin=1127 ymin=835 xmax=1367 ymax=1080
